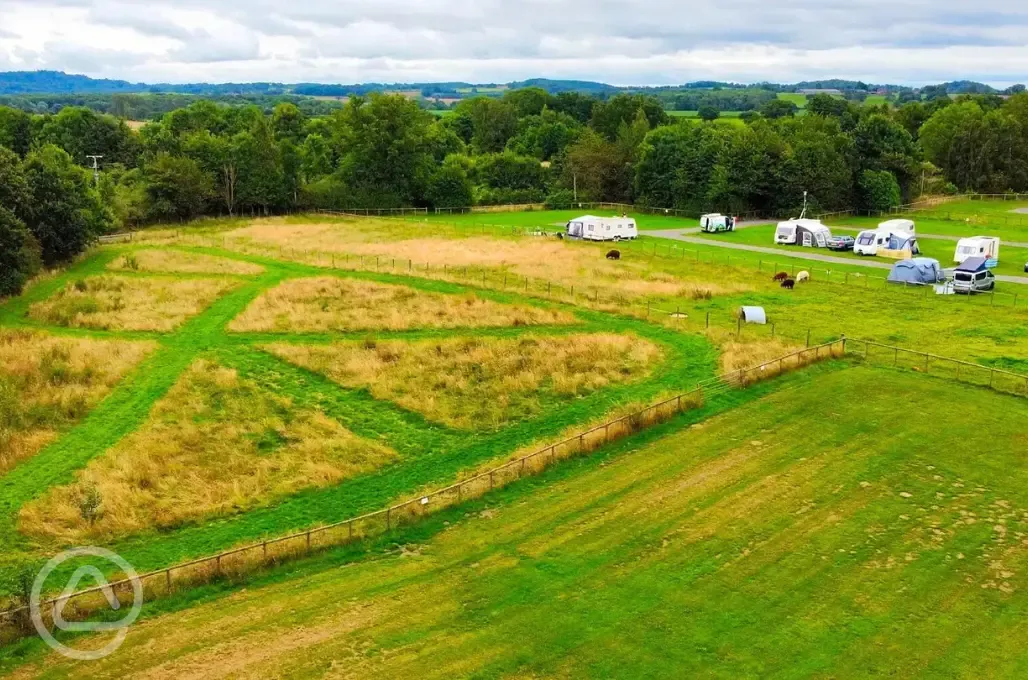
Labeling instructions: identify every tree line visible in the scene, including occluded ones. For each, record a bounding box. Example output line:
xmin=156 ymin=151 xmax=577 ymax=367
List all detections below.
xmin=3 ymin=86 xmax=1028 ymax=297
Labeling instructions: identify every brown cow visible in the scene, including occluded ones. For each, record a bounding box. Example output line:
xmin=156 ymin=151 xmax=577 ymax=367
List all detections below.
xmin=780 ymin=278 xmax=795 ymax=290
xmin=606 ymin=250 xmax=621 ymax=260
xmin=772 ymin=271 xmax=789 ymax=282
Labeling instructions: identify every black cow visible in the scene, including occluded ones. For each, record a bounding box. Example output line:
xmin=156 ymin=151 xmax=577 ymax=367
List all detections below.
xmin=606 ymin=249 xmax=621 ymax=260
xmin=780 ymin=278 xmax=795 ymax=290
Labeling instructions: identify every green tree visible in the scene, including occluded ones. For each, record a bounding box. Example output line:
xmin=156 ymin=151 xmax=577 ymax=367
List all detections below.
xmin=333 ymin=94 xmax=435 ymax=206
xmin=0 ymin=207 xmax=41 ymax=296
xmin=271 ymin=103 xmax=307 ymax=143
xmin=455 ymin=97 xmax=518 ymax=153
xmin=590 ymin=94 xmax=668 ymax=142
xmin=760 ymin=99 xmax=798 ymax=119
xmin=36 ymin=106 xmax=140 ymax=167
xmin=22 ymin=144 xmax=111 ymax=265
xmin=859 ymin=169 xmax=901 ymax=212
xmin=299 ymin=133 xmax=334 ymax=183
xmin=426 ymin=156 xmax=473 ymax=208
xmin=236 ymin=118 xmax=286 ymax=215
xmin=0 ymin=107 xmax=32 ymax=157
xmin=144 ymin=152 xmax=213 ymax=221
xmin=697 ymin=106 xmax=720 ymax=122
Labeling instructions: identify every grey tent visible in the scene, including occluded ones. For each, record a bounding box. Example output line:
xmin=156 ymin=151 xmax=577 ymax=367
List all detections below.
xmin=887 ymin=257 xmax=944 ymax=285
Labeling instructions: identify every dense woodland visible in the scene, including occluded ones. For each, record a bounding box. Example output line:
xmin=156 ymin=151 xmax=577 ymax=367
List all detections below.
xmin=3 ymin=86 xmax=1028 ymax=297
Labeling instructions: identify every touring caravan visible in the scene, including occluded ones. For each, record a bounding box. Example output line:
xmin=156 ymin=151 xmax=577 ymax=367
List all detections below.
xmin=566 ymin=215 xmax=639 ymax=242
xmin=954 ymin=236 xmax=1000 ymax=267
xmin=854 ymin=222 xmax=920 ymax=258
xmin=774 ymin=219 xmax=831 ymax=248
xmin=700 ymin=213 xmax=736 ymax=233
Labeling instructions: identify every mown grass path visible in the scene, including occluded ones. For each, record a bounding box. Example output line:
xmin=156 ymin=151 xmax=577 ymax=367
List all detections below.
xmin=0 ymin=244 xmax=717 ymax=593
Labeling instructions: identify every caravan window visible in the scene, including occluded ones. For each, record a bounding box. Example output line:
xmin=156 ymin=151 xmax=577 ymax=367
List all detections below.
xmin=588 ymin=224 xmax=594 ymax=231
xmin=857 ymin=234 xmax=874 ymax=245
xmin=955 ymin=272 xmax=972 ymax=282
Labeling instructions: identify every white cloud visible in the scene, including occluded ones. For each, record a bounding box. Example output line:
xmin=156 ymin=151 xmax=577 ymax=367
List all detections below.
xmin=0 ymin=0 xmax=1027 ymax=84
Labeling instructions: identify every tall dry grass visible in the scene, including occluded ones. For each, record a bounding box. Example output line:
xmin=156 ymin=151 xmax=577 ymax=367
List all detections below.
xmin=0 ymin=330 xmax=155 ymax=473
xmin=19 ymin=360 xmax=397 ymax=544
xmin=109 ymin=250 xmax=264 ymax=275
xmin=224 ymin=220 xmax=753 ymax=301
xmin=28 ymin=275 xmax=236 ymax=331
xmin=267 ymin=333 xmax=663 ymax=430
xmin=229 ymin=277 xmax=575 ymax=333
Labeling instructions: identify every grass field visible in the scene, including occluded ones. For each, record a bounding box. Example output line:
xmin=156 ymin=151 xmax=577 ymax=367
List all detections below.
xmin=12 ymin=365 xmax=1028 ymax=678
xmin=3 ymin=208 xmax=1028 ymax=676
xmin=0 ymin=235 xmax=722 ymax=608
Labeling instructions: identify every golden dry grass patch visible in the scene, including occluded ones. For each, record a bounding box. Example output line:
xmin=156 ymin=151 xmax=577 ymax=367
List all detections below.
xmin=229 ymin=276 xmax=576 ymax=333
xmin=19 ymin=360 xmax=397 ymax=544
xmin=267 ymin=333 xmax=663 ymax=430
xmin=109 ymin=249 xmax=264 ymax=276
xmin=225 ymin=219 xmax=754 ymax=300
xmin=28 ymin=275 xmax=237 ymax=331
xmin=0 ymin=330 xmax=155 ymax=474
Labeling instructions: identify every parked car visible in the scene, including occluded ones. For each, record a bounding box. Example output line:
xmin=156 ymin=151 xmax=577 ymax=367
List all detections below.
xmin=952 ymin=257 xmax=996 ymax=294
xmin=826 ymin=235 xmax=855 ymax=252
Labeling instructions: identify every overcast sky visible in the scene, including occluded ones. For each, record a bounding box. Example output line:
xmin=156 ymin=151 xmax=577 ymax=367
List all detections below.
xmin=1 ymin=0 xmax=1027 ymax=85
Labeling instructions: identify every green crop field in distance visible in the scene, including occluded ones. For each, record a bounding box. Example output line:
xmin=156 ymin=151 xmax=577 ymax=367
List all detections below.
xmin=12 ymin=365 xmax=1028 ymax=678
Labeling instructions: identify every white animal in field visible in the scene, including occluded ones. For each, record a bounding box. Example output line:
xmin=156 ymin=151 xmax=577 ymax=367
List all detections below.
xmin=796 ymin=271 xmax=810 ymax=283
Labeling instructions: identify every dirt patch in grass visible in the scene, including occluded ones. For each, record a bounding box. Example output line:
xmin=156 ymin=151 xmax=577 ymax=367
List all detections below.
xmin=19 ymin=360 xmax=397 ymax=544
xmin=267 ymin=333 xmax=663 ymax=430
xmin=109 ymin=250 xmax=264 ymax=276
xmin=229 ymin=277 xmax=576 ymax=333
xmin=0 ymin=330 xmax=155 ymax=474
xmin=28 ymin=275 xmax=237 ymax=331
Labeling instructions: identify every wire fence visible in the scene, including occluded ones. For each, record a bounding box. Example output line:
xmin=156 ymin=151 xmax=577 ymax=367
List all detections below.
xmin=0 ymin=339 xmax=845 ymax=642
xmin=849 ymin=338 xmax=1028 ymax=398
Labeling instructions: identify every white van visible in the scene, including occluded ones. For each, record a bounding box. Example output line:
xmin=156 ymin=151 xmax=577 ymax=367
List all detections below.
xmin=775 ymin=219 xmax=831 ymax=247
xmin=954 ymin=236 xmax=1000 ymax=266
xmin=566 ymin=215 xmax=638 ymax=242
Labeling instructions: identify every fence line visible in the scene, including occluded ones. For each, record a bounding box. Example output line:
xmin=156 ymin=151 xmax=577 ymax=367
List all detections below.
xmin=847 ymin=338 xmax=1028 ymax=398
xmin=0 ymin=339 xmax=845 ymax=637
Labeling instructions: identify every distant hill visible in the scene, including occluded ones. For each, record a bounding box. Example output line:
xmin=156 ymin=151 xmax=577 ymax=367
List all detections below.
xmin=507 ymin=78 xmax=619 ymax=94
xmin=0 ymin=71 xmax=147 ymax=94
xmin=0 ymin=70 xmax=1017 ymax=100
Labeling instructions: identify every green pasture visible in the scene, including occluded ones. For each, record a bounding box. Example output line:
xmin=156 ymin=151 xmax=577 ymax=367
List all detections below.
xmin=11 ymin=364 xmax=1028 ymax=678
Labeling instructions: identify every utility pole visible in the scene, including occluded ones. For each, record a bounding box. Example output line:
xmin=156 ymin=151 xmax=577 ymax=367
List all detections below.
xmin=86 ymin=155 xmax=103 ymax=186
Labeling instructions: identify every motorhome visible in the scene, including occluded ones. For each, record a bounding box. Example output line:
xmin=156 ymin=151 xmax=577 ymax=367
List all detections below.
xmin=954 ymin=236 xmax=1000 ymax=267
xmin=566 ymin=215 xmax=638 ymax=242
xmin=854 ymin=222 xmax=920 ymax=257
xmin=699 ymin=213 xmax=736 ymax=233
xmin=774 ymin=219 xmax=831 ymax=247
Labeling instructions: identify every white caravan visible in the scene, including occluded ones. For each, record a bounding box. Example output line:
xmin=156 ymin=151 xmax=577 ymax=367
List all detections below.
xmin=854 ymin=220 xmax=920 ymax=257
xmin=699 ymin=213 xmax=737 ymax=233
xmin=774 ymin=219 xmax=831 ymax=247
xmin=566 ymin=215 xmax=638 ymax=242
xmin=954 ymin=236 xmax=1000 ymax=266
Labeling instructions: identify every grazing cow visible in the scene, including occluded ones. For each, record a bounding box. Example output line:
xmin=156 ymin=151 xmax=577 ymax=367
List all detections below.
xmin=772 ymin=272 xmax=789 ymax=282
xmin=606 ymin=249 xmax=621 ymax=260
xmin=780 ymin=278 xmax=795 ymax=290
xmin=796 ymin=270 xmax=810 ymax=283
xmin=557 ymin=232 xmax=565 ymax=240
